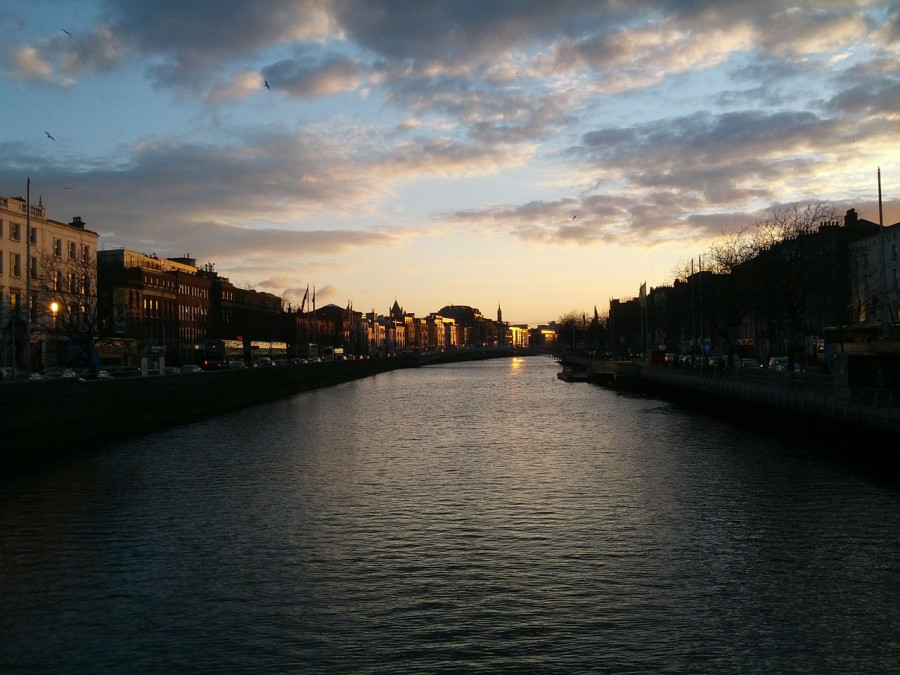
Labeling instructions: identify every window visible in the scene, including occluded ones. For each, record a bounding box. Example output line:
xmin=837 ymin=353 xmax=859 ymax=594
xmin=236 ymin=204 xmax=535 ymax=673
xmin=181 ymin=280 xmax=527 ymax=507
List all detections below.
xmin=29 ymin=227 xmax=37 ymax=244
xmin=0 ymin=220 xmax=3 ymax=236
xmin=0 ymin=250 xmax=3 ymax=274
xmin=10 ymin=222 xmax=21 ymax=241
xmin=68 ymin=242 xmax=77 ymax=260
xmin=54 ymin=238 xmax=62 ymax=257
xmin=55 ymin=271 xmax=64 ymax=292
xmin=82 ymin=244 xmax=90 ymax=263
xmin=29 ymin=256 xmax=37 ymax=280
xmin=11 ymin=252 xmax=21 ymax=277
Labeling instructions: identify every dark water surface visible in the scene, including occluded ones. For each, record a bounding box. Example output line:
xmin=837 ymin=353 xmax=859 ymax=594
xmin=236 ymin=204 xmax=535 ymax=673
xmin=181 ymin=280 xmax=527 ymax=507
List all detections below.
xmin=2 ymin=357 xmax=898 ymax=672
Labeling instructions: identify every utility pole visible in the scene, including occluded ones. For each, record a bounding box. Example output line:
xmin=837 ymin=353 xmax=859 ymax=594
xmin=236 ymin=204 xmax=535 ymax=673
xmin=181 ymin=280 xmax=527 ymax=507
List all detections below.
xmin=24 ymin=177 xmax=32 ymax=372
xmin=878 ymin=167 xmax=889 ymax=338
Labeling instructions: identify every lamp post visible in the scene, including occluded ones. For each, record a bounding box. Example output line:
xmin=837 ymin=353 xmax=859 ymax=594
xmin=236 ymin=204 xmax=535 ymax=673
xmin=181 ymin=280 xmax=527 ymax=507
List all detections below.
xmin=49 ymin=301 xmax=59 ymax=367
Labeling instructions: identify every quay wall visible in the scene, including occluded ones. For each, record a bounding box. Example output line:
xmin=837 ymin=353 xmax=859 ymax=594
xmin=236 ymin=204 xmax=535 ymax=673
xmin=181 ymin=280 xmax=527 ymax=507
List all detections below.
xmin=581 ymin=359 xmax=900 ymax=460
xmin=1 ymin=358 xmax=403 ymax=467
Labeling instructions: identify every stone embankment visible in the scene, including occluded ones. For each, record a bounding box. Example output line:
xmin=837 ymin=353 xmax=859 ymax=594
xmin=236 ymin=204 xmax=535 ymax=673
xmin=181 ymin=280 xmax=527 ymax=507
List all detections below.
xmin=2 ymin=358 xmax=403 ymax=467
xmin=2 ymin=348 xmax=551 ymax=468
xmin=566 ymin=357 xmax=900 ymax=450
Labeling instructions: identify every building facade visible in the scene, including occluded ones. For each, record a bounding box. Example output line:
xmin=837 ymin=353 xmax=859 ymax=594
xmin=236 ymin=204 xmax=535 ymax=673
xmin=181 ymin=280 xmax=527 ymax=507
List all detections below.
xmin=1 ymin=194 xmax=99 ymax=371
xmin=849 ymin=222 xmax=900 ymax=325
xmin=99 ymin=250 xmax=289 ymax=366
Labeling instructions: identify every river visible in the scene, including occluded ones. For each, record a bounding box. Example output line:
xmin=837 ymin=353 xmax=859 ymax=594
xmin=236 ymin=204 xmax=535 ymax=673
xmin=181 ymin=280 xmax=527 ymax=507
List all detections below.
xmin=2 ymin=357 xmax=898 ymax=672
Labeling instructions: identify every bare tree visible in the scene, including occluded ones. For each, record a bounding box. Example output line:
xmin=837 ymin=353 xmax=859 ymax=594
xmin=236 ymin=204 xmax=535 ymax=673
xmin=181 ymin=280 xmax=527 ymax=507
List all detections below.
xmin=670 ymin=258 xmax=694 ymax=283
xmin=705 ymin=227 xmax=755 ymax=274
xmin=750 ymin=201 xmax=837 ymax=251
xmin=33 ymin=248 xmax=101 ymax=367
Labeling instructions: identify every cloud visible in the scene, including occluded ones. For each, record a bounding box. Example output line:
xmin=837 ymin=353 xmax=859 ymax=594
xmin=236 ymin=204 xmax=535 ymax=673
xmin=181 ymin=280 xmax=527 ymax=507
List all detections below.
xmin=263 ymin=55 xmax=363 ymax=97
xmin=826 ymin=59 xmax=900 ymax=118
xmin=205 ymin=71 xmax=267 ymax=103
xmin=332 ymin=0 xmax=604 ymax=62
xmin=93 ymin=0 xmax=337 ymax=89
xmin=4 ymin=0 xmax=899 ymax=317
xmin=371 ymin=135 xmax=535 ymax=181
xmin=58 ymin=25 xmax=126 ymax=75
xmin=6 ymin=46 xmax=65 ymax=84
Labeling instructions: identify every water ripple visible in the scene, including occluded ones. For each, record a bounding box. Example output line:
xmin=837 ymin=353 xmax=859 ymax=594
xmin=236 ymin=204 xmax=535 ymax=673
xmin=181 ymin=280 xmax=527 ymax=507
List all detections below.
xmin=2 ymin=358 xmax=898 ymax=672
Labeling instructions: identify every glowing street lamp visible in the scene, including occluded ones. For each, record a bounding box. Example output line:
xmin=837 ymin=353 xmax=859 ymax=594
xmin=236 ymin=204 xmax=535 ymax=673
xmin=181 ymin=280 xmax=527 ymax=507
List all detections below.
xmin=50 ymin=301 xmax=59 ymax=328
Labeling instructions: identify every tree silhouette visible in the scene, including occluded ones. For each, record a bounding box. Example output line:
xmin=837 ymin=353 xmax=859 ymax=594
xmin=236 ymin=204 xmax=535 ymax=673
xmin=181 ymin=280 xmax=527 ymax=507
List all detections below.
xmin=33 ymin=246 xmax=101 ymax=367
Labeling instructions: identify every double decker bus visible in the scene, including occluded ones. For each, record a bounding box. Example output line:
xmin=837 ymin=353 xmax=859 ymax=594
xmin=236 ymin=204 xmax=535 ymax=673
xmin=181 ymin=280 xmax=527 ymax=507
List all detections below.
xmin=201 ymin=339 xmax=228 ymax=370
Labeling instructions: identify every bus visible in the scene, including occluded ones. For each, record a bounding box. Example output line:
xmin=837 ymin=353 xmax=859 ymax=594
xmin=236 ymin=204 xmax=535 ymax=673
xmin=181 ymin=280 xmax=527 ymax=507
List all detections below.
xmin=201 ymin=339 xmax=228 ymax=370
xmin=321 ymin=347 xmax=344 ymax=362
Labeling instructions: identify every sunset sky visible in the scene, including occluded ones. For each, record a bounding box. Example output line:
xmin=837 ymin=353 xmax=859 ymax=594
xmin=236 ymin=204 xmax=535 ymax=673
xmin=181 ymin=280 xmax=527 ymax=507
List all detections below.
xmin=2 ymin=1 xmax=898 ymax=324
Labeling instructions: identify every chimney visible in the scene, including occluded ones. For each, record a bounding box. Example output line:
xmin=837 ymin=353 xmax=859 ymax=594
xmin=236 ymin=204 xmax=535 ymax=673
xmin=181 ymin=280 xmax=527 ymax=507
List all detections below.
xmin=844 ymin=208 xmax=858 ymax=227
xmin=69 ymin=216 xmax=84 ymax=229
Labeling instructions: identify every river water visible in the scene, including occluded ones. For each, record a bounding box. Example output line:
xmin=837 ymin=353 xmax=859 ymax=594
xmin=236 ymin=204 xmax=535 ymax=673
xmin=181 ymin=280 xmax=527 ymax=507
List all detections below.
xmin=2 ymin=357 xmax=898 ymax=673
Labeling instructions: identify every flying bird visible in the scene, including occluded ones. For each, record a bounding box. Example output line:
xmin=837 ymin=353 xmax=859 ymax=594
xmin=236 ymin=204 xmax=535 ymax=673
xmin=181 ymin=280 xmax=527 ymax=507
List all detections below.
xmin=61 ymin=29 xmax=72 ymax=37
xmin=573 ymin=215 xmax=577 ymax=219
xmin=264 ymin=80 xmax=270 ymax=90
xmin=45 ymin=131 xmax=56 ymax=141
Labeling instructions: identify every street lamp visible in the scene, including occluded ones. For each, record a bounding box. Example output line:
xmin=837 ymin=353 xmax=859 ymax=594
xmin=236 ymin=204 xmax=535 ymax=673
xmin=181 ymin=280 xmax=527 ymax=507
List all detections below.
xmin=48 ymin=301 xmax=60 ymax=368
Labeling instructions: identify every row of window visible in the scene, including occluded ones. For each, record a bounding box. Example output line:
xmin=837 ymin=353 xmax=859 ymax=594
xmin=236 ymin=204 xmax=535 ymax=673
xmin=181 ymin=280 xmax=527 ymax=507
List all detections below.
xmin=0 ymin=251 xmax=92 ymax=293
xmin=0 ymin=220 xmax=90 ymax=261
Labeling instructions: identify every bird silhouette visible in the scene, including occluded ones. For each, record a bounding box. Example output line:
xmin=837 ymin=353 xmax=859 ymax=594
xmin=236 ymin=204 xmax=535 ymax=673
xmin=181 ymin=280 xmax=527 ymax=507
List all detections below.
xmin=45 ymin=131 xmax=56 ymax=141
xmin=573 ymin=215 xmax=577 ymax=219
xmin=61 ymin=29 xmax=72 ymax=37
xmin=264 ymin=80 xmax=270 ymax=90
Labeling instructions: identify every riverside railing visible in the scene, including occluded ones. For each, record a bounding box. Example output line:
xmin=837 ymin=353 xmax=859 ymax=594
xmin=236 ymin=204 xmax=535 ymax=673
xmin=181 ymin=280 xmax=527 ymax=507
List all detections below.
xmin=593 ymin=361 xmax=900 ymax=433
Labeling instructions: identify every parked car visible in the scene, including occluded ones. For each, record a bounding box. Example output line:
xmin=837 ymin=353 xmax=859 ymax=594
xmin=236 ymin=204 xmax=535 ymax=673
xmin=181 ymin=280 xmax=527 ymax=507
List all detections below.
xmin=228 ymin=360 xmax=246 ymax=369
xmin=740 ymin=358 xmax=760 ymax=369
xmin=181 ymin=364 xmax=203 ymax=374
xmin=768 ymin=356 xmax=789 ymax=372
xmin=256 ymin=357 xmax=275 ymax=367
xmin=42 ymin=368 xmax=78 ymax=380
xmin=77 ymin=368 xmax=111 ymax=380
